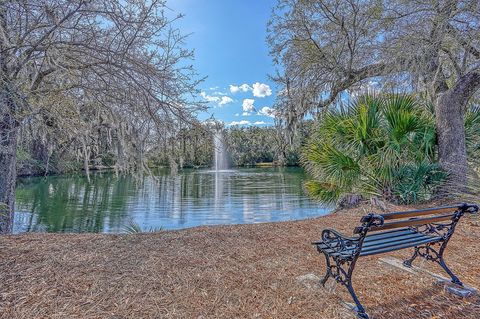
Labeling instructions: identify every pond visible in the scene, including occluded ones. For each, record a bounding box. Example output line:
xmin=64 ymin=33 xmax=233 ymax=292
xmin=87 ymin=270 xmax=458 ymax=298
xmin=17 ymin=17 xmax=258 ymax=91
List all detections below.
xmin=13 ymin=167 xmax=332 ymax=233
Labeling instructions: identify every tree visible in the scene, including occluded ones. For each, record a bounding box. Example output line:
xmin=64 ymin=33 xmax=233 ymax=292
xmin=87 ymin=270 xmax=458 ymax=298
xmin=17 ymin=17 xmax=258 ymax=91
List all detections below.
xmin=268 ymin=0 xmax=480 ymax=184
xmin=0 ymin=0 xmax=202 ymax=233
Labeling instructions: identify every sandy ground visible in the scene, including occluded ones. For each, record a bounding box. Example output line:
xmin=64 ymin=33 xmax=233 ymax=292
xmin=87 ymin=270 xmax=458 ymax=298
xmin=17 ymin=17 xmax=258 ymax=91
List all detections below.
xmin=1 ymin=203 xmax=479 ymax=319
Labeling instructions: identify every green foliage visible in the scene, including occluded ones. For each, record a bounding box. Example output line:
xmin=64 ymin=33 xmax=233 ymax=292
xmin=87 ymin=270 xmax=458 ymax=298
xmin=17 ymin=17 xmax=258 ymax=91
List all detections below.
xmin=16 ymin=147 xmax=48 ymax=176
xmin=227 ymin=127 xmax=278 ymax=166
xmin=302 ymin=93 xmax=444 ymax=204
xmin=226 ymin=122 xmax=313 ymax=167
xmin=100 ymin=152 xmax=116 ymax=167
xmin=122 ymin=219 xmax=163 ymax=234
xmin=148 ymin=125 xmax=215 ymax=169
xmin=465 ymin=106 xmax=480 ymax=159
xmin=16 ymin=148 xmax=33 ymax=162
xmin=58 ymin=160 xmax=84 ymax=173
xmin=393 ymin=162 xmax=446 ymax=204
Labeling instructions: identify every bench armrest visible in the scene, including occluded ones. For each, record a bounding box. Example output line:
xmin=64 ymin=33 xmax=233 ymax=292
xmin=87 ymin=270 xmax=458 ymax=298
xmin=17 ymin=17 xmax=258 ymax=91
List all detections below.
xmin=354 ymin=213 xmax=384 ymax=234
xmin=461 ymin=203 xmax=479 ymax=214
xmin=312 ymin=228 xmax=360 ymax=254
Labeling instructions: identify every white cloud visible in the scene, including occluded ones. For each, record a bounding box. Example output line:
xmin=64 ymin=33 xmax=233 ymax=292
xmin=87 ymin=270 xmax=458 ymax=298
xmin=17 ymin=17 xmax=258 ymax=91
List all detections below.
xmin=252 ymin=82 xmax=272 ymax=98
xmin=254 ymin=121 xmax=267 ymax=125
xmin=349 ymin=80 xmax=380 ymax=98
xmin=229 ymin=120 xmax=251 ymax=126
xmin=203 ymin=119 xmax=224 ymax=126
xmin=242 ymin=99 xmax=255 ymax=112
xmin=229 ymin=85 xmax=240 ymax=94
xmin=218 ymin=96 xmax=233 ymax=106
xmin=229 ymin=84 xmax=252 ymax=94
xmin=242 ymin=112 xmax=251 ymax=116
xmin=235 ymin=113 xmax=240 ymax=117
xmin=258 ymin=106 xmax=276 ymax=118
xmin=200 ymin=91 xmax=220 ymax=103
xmin=201 ymin=91 xmax=234 ymax=107
xmin=240 ymin=84 xmax=251 ymax=92
xmin=229 ymin=82 xmax=272 ymax=97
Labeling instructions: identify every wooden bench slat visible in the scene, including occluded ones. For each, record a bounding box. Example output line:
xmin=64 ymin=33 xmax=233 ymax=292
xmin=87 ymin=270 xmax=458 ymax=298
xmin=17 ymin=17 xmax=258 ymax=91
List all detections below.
xmin=361 ymin=234 xmax=438 ymax=253
xmin=360 ymin=236 xmax=442 ymax=256
xmin=314 ymin=230 xmax=435 ymax=257
xmin=369 ymin=213 xmax=455 ymax=232
xmin=363 ymin=228 xmax=415 ymax=241
xmin=380 ymin=205 xmax=461 ymax=220
xmin=362 ymin=232 xmax=426 ymax=247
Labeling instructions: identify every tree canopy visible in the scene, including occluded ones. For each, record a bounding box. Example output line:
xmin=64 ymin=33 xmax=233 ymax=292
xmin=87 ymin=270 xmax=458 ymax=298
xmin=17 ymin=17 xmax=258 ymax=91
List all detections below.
xmin=269 ymin=0 xmax=479 ymax=113
xmin=268 ymin=0 xmax=480 ymax=182
xmin=0 ymin=0 xmax=203 ymax=232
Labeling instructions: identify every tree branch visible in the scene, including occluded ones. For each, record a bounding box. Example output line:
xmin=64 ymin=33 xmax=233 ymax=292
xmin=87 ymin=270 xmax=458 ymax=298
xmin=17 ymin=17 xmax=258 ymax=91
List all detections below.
xmin=446 ymin=24 xmax=480 ymax=60
xmin=448 ymin=71 xmax=480 ymax=105
xmin=316 ymin=62 xmax=388 ymax=108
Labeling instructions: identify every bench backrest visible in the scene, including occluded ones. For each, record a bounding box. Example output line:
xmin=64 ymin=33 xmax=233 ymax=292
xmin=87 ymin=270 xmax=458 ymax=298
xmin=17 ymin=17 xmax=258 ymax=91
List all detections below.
xmin=354 ymin=203 xmax=478 ymax=234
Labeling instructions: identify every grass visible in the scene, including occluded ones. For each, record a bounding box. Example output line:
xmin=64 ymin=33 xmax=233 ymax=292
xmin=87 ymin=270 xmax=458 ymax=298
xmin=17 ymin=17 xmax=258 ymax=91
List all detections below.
xmin=122 ymin=219 xmax=163 ymax=234
xmin=1 ymin=202 xmax=479 ymax=318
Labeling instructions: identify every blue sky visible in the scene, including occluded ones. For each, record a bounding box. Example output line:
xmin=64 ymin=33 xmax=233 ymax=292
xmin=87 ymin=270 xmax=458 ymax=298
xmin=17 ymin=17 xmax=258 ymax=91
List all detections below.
xmin=169 ymin=0 xmax=278 ymax=126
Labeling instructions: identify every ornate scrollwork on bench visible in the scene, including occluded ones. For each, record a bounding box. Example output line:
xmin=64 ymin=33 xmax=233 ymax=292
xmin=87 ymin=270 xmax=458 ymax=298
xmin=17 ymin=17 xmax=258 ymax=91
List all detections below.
xmin=410 ymin=221 xmax=454 ymax=239
xmin=320 ymin=228 xmax=359 ymax=258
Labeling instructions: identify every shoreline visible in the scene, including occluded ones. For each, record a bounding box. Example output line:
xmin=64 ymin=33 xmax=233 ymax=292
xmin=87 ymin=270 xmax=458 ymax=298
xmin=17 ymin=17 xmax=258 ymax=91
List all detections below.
xmin=16 ymin=164 xmax=302 ymax=179
xmin=1 ymin=203 xmax=479 ymax=318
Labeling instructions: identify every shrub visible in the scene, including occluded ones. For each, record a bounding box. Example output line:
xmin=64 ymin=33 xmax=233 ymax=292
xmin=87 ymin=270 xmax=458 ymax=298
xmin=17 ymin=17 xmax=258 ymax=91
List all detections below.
xmin=302 ymin=93 xmax=446 ymax=204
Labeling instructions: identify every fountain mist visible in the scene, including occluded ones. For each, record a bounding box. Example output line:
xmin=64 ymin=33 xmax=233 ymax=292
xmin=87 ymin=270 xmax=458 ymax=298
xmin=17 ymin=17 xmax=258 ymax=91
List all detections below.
xmin=213 ymin=130 xmax=229 ymax=171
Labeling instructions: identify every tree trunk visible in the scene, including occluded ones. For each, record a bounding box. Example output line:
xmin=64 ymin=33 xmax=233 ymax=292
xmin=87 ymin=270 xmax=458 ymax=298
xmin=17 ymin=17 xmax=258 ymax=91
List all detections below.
xmin=0 ymin=5 xmax=16 ymax=233
xmin=82 ymin=141 xmax=91 ymax=183
xmin=435 ymin=93 xmax=468 ymax=186
xmin=0 ymin=90 xmax=18 ymax=233
xmin=435 ymin=71 xmax=480 ymax=188
xmin=84 ymin=153 xmax=91 ymax=183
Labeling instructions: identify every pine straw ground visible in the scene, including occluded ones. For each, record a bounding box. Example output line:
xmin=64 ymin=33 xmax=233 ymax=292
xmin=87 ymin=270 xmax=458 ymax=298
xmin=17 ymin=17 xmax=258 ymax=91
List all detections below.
xmin=1 ymin=203 xmax=480 ymax=319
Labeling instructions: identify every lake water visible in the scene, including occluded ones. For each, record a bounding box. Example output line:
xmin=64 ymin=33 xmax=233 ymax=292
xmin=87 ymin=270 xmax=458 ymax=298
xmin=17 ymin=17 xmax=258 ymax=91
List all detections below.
xmin=13 ymin=167 xmax=331 ymax=233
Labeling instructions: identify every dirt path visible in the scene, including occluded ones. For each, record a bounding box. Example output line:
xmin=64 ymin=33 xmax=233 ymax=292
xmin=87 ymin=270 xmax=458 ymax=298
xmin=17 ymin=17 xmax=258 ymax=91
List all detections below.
xmin=1 ymin=204 xmax=479 ymax=318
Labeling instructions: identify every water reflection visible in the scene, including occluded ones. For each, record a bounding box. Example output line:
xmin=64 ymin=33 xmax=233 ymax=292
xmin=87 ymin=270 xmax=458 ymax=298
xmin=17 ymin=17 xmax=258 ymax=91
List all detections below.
xmin=14 ymin=167 xmax=331 ymax=233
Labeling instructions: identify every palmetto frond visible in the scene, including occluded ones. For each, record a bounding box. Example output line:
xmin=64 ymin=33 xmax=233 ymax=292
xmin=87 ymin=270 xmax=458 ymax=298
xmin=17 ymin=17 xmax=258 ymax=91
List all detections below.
xmin=465 ymin=106 xmax=480 ymax=158
xmin=302 ymin=93 xmax=447 ymax=205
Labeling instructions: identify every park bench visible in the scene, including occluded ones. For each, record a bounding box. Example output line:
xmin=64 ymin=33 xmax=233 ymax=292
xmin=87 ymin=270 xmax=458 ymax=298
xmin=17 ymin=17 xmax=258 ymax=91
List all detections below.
xmin=312 ymin=203 xmax=478 ymax=319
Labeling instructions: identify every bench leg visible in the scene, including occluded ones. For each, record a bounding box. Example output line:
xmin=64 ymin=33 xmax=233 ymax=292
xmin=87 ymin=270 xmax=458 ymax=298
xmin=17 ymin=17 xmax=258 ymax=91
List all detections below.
xmin=320 ymin=251 xmax=332 ymax=286
xmin=438 ymin=257 xmax=463 ymax=286
xmin=411 ymin=244 xmax=463 ymax=286
xmin=346 ymin=281 xmax=369 ymax=319
xmin=324 ymin=255 xmax=369 ymax=319
xmin=403 ymin=247 xmax=419 ymax=268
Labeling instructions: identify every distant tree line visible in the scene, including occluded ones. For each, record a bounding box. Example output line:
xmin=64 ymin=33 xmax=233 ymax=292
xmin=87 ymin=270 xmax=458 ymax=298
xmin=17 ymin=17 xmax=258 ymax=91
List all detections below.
xmin=15 ymin=120 xmax=313 ymax=176
xmin=226 ymin=122 xmax=312 ymax=167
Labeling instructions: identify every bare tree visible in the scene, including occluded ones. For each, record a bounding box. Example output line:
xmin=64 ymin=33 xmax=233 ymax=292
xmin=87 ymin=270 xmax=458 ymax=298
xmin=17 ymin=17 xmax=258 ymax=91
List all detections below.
xmin=0 ymin=0 xmax=203 ymax=233
xmin=268 ymin=0 xmax=480 ymax=183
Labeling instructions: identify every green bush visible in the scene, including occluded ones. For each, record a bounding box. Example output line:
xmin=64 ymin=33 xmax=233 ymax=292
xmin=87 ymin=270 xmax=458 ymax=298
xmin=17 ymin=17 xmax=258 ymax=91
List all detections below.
xmin=465 ymin=106 xmax=480 ymax=159
xmin=100 ymin=151 xmax=116 ymax=167
xmin=302 ymin=94 xmax=446 ymax=204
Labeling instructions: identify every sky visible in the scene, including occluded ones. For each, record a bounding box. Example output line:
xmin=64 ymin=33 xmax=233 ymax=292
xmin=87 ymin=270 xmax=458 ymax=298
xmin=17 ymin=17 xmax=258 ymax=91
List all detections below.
xmin=168 ymin=0 xmax=278 ymax=127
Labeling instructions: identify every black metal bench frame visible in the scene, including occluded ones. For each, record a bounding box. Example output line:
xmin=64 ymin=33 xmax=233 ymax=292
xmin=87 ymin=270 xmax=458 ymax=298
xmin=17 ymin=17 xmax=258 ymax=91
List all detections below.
xmin=313 ymin=203 xmax=478 ymax=319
